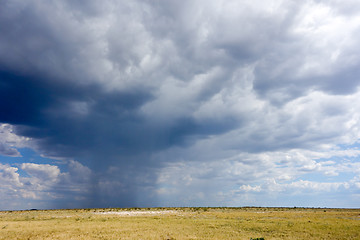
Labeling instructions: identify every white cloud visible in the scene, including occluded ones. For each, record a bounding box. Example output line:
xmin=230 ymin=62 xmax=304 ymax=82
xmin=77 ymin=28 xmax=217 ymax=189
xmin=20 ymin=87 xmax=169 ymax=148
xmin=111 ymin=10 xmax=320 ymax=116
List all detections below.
xmin=0 ymin=163 xmax=22 ymax=187
xmin=21 ymin=163 xmax=61 ymax=182
xmin=66 ymin=160 xmax=92 ymax=183
xmin=155 ymin=144 xmax=360 ymax=206
xmin=0 ymin=143 xmax=20 ymax=157
xmin=0 ymin=123 xmax=31 ymax=157
xmin=239 ymin=185 xmax=262 ymax=192
xmin=0 ymin=161 xmax=92 ymax=209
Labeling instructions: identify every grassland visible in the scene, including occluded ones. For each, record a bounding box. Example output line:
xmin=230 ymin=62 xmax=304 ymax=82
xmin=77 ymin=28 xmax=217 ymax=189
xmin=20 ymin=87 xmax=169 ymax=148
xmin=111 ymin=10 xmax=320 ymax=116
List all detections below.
xmin=0 ymin=207 xmax=359 ymax=239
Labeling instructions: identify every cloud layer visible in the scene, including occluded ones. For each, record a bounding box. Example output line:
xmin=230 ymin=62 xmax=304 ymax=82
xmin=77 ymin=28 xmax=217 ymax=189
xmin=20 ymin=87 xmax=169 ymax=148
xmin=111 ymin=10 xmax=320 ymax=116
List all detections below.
xmin=1 ymin=0 xmax=360 ymax=208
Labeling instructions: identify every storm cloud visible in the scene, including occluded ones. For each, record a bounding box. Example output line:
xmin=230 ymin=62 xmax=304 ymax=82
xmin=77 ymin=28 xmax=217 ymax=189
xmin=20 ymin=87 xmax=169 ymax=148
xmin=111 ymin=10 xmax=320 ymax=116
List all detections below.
xmin=1 ymin=0 xmax=360 ymax=209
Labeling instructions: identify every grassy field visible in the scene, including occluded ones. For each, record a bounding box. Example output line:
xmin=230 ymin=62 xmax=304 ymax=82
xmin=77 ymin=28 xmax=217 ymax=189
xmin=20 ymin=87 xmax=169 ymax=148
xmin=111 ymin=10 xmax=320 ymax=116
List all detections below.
xmin=0 ymin=207 xmax=359 ymax=239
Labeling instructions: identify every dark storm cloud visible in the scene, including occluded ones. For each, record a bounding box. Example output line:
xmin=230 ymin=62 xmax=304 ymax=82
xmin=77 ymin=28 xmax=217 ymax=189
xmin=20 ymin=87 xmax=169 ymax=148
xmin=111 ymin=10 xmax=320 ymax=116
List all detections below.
xmin=253 ymin=55 xmax=360 ymax=105
xmin=0 ymin=0 xmax=242 ymax=158
xmin=1 ymin=0 xmax=360 ymax=208
xmin=0 ymin=0 xmax=250 ymax=207
xmin=0 ymin=71 xmax=152 ymax=156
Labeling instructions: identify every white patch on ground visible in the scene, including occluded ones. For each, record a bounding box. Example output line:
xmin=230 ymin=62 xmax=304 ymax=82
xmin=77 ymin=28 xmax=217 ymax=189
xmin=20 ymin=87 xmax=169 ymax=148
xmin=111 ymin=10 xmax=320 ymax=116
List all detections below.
xmin=95 ymin=210 xmax=178 ymax=216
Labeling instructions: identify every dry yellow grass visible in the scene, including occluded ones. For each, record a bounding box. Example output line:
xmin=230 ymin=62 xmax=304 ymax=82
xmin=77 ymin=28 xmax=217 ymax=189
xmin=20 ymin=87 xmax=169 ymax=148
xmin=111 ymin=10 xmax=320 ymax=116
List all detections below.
xmin=0 ymin=207 xmax=359 ymax=239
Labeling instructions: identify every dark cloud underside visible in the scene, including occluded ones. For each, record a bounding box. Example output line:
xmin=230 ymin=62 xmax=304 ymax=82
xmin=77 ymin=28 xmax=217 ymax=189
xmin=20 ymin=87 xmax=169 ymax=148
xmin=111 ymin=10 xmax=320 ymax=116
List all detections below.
xmin=1 ymin=0 xmax=360 ymax=208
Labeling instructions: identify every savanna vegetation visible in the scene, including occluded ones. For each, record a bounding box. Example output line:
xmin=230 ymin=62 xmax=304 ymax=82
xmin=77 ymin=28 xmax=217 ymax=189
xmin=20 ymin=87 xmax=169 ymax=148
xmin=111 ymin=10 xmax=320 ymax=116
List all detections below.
xmin=0 ymin=207 xmax=359 ymax=239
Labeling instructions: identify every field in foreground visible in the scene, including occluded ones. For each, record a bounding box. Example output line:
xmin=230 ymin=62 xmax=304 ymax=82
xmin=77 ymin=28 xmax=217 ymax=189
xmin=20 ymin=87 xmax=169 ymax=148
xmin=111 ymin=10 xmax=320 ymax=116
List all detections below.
xmin=0 ymin=207 xmax=359 ymax=239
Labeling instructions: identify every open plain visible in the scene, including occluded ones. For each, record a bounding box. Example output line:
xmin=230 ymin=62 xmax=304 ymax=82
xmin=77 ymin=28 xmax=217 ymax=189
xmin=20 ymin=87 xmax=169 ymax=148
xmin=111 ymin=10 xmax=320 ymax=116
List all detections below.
xmin=0 ymin=207 xmax=359 ymax=239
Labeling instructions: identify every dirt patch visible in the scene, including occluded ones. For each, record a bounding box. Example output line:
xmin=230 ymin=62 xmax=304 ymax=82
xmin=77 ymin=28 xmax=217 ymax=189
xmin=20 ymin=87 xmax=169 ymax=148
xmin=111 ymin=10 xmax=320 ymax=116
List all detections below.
xmin=95 ymin=210 xmax=178 ymax=216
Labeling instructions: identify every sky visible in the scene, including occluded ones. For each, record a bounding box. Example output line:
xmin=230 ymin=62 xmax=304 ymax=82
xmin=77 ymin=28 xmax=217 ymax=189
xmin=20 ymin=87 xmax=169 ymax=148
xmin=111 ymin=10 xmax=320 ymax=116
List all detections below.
xmin=0 ymin=0 xmax=360 ymax=210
